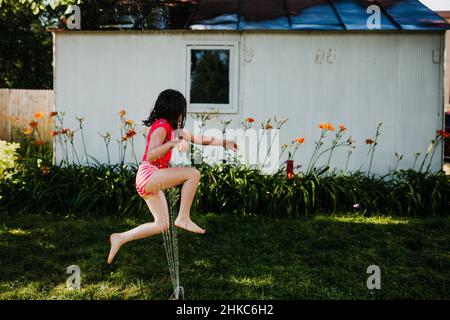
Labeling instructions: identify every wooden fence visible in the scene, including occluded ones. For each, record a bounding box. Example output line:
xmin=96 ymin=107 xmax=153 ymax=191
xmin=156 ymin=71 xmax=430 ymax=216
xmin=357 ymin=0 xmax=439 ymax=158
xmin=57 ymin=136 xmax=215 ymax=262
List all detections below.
xmin=0 ymin=89 xmax=54 ymax=143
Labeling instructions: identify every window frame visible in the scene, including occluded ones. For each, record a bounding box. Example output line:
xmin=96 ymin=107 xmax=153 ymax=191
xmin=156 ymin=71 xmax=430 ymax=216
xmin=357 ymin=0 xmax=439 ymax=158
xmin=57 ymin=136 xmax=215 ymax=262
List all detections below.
xmin=185 ymin=40 xmax=239 ymax=114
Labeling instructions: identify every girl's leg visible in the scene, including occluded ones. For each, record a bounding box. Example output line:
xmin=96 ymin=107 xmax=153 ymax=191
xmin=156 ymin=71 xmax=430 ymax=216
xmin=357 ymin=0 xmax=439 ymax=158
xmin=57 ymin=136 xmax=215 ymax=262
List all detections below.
xmin=143 ymin=167 xmax=205 ymax=234
xmin=107 ymin=190 xmax=170 ymax=264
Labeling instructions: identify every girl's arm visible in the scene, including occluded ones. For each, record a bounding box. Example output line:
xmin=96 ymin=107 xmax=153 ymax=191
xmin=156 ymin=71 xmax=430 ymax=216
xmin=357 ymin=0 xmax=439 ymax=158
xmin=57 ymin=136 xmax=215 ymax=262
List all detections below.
xmin=181 ymin=128 xmax=238 ymax=151
xmin=146 ymin=127 xmax=177 ymax=162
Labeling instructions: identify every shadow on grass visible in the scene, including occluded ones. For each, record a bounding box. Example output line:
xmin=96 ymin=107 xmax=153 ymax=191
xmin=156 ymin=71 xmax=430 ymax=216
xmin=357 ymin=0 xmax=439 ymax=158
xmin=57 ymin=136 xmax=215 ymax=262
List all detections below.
xmin=0 ymin=212 xmax=449 ymax=299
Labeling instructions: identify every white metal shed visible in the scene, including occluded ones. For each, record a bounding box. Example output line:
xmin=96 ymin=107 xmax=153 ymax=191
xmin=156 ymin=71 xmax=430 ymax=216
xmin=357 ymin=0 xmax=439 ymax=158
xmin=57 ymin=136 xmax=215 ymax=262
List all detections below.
xmin=52 ymin=0 xmax=450 ymax=175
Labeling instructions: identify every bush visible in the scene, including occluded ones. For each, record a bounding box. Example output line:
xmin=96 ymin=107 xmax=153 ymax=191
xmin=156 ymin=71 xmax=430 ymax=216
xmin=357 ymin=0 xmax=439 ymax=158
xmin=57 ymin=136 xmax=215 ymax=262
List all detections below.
xmin=2 ymin=158 xmax=448 ymax=218
xmin=194 ymin=163 xmax=450 ymax=218
xmin=0 ymin=163 xmax=148 ymax=217
xmin=1 ymin=112 xmax=449 ymax=218
xmin=0 ymin=140 xmax=20 ymax=181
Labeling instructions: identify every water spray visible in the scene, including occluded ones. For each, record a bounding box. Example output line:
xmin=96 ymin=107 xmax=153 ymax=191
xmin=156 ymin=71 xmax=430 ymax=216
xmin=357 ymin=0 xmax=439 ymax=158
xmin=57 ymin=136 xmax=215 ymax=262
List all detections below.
xmin=162 ymin=122 xmax=185 ymax=300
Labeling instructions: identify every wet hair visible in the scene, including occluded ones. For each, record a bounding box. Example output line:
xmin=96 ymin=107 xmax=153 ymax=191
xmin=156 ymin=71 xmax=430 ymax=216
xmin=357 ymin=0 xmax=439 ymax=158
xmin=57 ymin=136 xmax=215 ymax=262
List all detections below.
xmin=142 ymin=89 xmax=187 ymax=130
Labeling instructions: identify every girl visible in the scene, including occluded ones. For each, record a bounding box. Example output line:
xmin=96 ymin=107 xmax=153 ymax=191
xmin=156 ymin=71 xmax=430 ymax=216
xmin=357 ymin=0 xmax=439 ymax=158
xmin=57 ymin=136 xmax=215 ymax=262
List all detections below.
xmin=107 ymin=89 xmax=238 ymax=264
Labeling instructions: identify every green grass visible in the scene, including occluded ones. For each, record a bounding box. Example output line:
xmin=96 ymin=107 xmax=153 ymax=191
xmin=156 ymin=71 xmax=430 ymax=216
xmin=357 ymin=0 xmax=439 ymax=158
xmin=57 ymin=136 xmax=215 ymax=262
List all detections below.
xmin=0 ymin=211 xmax=449 ymax=299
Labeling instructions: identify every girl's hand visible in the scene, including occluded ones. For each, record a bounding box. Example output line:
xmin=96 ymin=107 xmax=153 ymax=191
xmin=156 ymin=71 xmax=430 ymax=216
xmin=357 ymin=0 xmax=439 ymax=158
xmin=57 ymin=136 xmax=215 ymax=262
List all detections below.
xmin=170 ymin=138 xmax=190 ymax=153
xmin=224 ymin=139 xmax=238 ymax=151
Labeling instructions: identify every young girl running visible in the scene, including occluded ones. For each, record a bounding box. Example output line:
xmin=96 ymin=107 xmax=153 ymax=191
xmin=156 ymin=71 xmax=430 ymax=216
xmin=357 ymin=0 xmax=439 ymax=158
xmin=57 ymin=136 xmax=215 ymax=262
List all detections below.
xmin=107 ymin=89 xmax=238 ymax=264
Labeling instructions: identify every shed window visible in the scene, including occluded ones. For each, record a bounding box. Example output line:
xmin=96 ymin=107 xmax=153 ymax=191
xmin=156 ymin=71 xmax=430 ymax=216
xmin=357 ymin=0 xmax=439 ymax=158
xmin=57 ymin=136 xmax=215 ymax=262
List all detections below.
xmin=186 ymin=43 xmax=238 ymax=113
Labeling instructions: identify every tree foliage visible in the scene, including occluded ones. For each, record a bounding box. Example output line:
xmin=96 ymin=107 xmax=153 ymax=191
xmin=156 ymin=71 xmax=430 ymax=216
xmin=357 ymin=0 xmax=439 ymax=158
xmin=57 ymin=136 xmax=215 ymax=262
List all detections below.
xmin=0 ymin=1 xmax=64 ymax=88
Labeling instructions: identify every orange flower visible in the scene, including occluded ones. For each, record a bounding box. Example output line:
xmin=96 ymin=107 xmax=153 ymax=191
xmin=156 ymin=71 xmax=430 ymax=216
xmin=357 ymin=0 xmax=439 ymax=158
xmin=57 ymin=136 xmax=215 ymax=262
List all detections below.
xmin=125 ymin=119 xmax=133 ymax=125
xmin=287 ymin=172 xmax=295 ymax=180
xmin=319 ymin=123 xmax=327 ymax=130
xmin=60 ymin=128 xmax=69 ymax=134
xmin=39 ymin=166 xmax=49 ymax=175
xmin=34 ymin=140 xmax=45 ymax=146
xmin=34 ymin=112 xmax=44 ymax=119
xmin=30 ymin=121 xmax=38 ymax=128
xmin=365 ymin=138 xmax=374 ymax=145
xmin=265 ymin=123 xmax=273 ymax=129
xmin=126 ymin=129 xmax=136 ymax=138
xmin=51 ymin=130 xmax=59 ymax=136
xmin=246 ymin=117 xmax=254 ymax=123
xmin=49 ymin=111 xmax=58 ymax=117
xmin=339 ymin=124 xmax=347 ymax=132
xmin=437 ymin=130 xmax=450 ymax=139
xmin=294 ymin=137 xmax=305 ymax=144
xmin=23 ymin=127 xmax=32 ymax=135
xmin=119 ymin=109 xmax=126 ymax=117
xmin=318 ymin=122 xmax=335 ymax=131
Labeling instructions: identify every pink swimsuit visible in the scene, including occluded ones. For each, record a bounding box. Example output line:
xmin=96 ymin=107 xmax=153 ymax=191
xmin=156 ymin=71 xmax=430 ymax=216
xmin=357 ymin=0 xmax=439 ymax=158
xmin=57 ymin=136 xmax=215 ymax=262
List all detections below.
xmin=135 ymin=118 xmax=174 ymax=197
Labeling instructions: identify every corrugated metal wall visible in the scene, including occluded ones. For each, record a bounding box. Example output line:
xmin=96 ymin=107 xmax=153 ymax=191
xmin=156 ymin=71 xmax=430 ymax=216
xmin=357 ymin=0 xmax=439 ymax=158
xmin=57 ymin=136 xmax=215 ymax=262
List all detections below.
xmin=445 ymin=30 xmax=450 ymax=112
xmin=54 ymin=31 xmax=445 ymax=174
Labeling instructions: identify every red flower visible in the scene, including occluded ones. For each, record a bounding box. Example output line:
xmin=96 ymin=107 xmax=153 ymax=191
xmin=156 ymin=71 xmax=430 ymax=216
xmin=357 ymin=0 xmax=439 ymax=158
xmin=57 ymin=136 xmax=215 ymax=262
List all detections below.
xmin=39 ymin=166 xmax=49 ymax=175
xmin=246 ymin=117 xmax=254 ymax=123
xmin=51 ymin=130 xmax=59 ymax=136
xmin=30 ymin=121 xmax=38 ymax=128
xmin=49 ymin=111 xmax=58 ymax=117
xmin=437 ymin=130 xmax=450 ymax=139
xmin=365 ymin=138 xmax=374 ymax=145
xmin=34 ymin=140 xmax=45 ymax=146
xmin=60 ymin=128 xmax=69 ymax=134
xmin=126 ymin=129 xmax=136 ymax=138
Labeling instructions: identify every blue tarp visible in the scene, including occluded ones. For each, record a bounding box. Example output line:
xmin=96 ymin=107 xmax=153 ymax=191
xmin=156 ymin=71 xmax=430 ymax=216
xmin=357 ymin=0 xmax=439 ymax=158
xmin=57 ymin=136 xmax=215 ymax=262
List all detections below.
xmin=187 ymin=0 xmax=450 ymax=30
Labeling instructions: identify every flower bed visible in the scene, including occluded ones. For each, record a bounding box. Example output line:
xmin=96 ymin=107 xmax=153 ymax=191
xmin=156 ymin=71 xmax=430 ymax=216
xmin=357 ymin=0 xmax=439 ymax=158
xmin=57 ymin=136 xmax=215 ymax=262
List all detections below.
xmin=0 ymin=110 xmax=449 ymax=217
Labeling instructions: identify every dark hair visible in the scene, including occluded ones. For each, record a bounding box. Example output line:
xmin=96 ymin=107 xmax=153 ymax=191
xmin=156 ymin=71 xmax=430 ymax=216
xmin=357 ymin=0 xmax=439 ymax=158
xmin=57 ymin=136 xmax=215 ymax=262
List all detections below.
xmin=142 ymin=89 xmax=187 ymax=130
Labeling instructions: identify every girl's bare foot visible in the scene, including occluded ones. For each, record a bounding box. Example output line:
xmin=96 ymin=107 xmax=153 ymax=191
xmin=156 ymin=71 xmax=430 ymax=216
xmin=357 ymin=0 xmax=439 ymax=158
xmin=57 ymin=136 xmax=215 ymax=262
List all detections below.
xmin=107 ymin=233 xmax=123 ymax=264
xmin=174 ymin=217 xmax=206 ymax=234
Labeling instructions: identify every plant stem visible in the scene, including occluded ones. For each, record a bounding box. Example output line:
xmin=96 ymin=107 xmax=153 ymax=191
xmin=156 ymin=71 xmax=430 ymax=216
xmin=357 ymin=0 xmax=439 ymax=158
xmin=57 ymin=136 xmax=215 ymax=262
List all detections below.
xmin=393 ymin=156 xmax=402 ymax=172
xmin=419 ymin=139 xmax=436 ymax=173
xmin=262 ymin=129 xmax=278 ymax=169
xmin=367 ymin=123 xmax=382 ymax=176
xmin=358 ymin=148 xmax=371 ymax=172
xmin=56 ymin=134 xmax=65 ymax=166
xmin=345 ymin=150 xmax=352 ymax=173
xmin=306 ymin=131 xmax=326 ymax=174
xmin=425 ymin=137 xmax=441 ymax=173
xmin=121 ymin=142 xmax=127 ymax=168
xmin=70 ymin=141 xmax=81 ymax=165
xmin=130 ymin=138 xmax=138 ymax=166
xmin=106 ymin=143 xmax=111 ymax=166
xmin=80 ymin=126 xmax=90 ymax=166
xmin=412 ymin=153 xmax=420 ymax=170
xmin=309 ymin=140 xmax=347 ymax=174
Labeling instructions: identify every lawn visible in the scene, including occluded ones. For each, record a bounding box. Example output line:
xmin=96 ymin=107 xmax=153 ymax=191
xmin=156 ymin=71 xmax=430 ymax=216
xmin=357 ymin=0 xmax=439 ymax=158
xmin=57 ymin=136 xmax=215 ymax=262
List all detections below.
xmin=0 ymin=211 xmax=449 ymax=299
